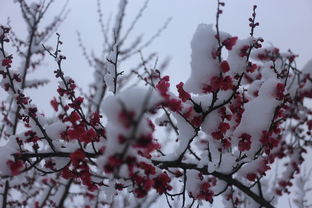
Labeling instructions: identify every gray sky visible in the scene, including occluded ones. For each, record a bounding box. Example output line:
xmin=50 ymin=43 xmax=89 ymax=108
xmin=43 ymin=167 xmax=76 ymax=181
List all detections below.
xmin=1 ymin=1 xmax=312 ymax=207
xmin=1 ymin=0 xmax=312 ymax=88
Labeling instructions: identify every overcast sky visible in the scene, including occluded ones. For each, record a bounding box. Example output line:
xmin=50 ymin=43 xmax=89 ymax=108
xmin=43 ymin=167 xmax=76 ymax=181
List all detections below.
xmin=1 ymin=1 xmax=312 ymax=207
xmin=1 ymin=0 xmax=312 ymax=122
xmin=1 ymin=0 xmax=312 ymax=88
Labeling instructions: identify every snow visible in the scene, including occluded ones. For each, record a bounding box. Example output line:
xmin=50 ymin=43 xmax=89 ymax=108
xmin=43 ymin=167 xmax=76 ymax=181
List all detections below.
xmin=233 ymin=78 xmax=281 ymax=158
xmin=217 ymin=152 xmax=236 ymax=174
xmin=302 ymin=58 xmax=312 ymax=75
xmin=202 ymin=110 xmax=221 ymax=135
xmin=0 ymin=136 xmax=19 ymax=175
xmin=185 ymin=169 xmax=201 ymax=197
xmin=301 ymin=58 xmax=312 ymax=92
xmin=45 ymin=121 xmax=67 ymax=142
xmin=98 ymin=87 xmax=163 ymax=172
xmin=184 ymin=24 xmax=219 ymax=94
xmin=227 ymin=37 xmax=253 ymax=77
xmin=159 ymin=112 xmax=196 ymax=161
xmin=101 ymin=180 xmax=117 ymax=203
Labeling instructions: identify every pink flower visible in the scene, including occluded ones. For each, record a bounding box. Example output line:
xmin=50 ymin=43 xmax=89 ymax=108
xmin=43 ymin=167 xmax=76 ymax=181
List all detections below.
xmin=238 ymin=133 xmax=252 ymax=152
xmin=223 ymin=37 xmax=238 ymax=50
xmin=7 ymin=160 xmax=24 ymax=176
xmin=69 ymin=97 xmax=84 ymax=109
xmin=70 ymin=149 xmax=86 ymax=166
xmin=240 ymin=45 xmax=250 ymax=57
xmin=218 ymin=122 xmax=230 ymax=133
xmin=220 ymin=60 xmax=230 ymax=73
xmin=165 ymin=98 xmax=182 ymax=112
xmin=2 ymin=58 xmax=12 ymax=66
xmin=153 ymin=173 xmax=172 ymax=194
xmin=246 ymin=173 xmax=257 ymax=181
xmin=80 ymin=128 xmax=97 ymax=143
xmin=118 ymin=110 xmax=135 ymax=128
xmin=176 ymin=82 xmax=191 ymax=102
xmin=50 ymin=97 xmax=59 ymax=112
xmin=275 ymin=83 xmax=285 ymax=100
xmin=156 ymin=76 xmax=170 ymax=98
